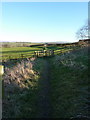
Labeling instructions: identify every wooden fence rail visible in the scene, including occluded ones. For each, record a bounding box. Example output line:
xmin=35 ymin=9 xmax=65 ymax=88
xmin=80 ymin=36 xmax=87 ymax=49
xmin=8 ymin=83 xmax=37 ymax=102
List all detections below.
xmin=0 ymin=53 xmax=34 ymax=61
xmin=34 ymin=50 xmax=54 ymax=57
xmin=0 ymin=47 xmax=77 ymax=61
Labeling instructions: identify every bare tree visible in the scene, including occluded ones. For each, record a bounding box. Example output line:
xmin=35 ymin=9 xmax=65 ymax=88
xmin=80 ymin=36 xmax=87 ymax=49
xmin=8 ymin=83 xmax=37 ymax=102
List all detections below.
xmin=76 ymin=20 xmax=90 ymax=40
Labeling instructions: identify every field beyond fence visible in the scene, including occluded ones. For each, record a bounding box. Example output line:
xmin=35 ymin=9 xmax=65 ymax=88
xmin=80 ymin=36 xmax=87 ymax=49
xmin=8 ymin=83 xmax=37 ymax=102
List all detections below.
xmin=0 ymin=45 xmax=81 ymax=61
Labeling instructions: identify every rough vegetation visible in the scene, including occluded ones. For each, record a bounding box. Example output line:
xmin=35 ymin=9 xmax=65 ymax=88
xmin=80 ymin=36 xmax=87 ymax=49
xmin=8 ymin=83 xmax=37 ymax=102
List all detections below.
xmin=50 ymin=47 xmax=89 ymax=118
xmin=2 ymin=58 xmax=44 ymax=118
xmin=2 ymin=46 xmax=89 ymax=118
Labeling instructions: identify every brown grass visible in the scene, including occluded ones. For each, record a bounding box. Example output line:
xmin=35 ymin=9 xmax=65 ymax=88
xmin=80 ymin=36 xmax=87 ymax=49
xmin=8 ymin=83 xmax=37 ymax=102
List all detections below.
xmin=3 ymin=58 xmax=39 ymax=94
xmin=2 ymin=57 xmax=41 ymax=118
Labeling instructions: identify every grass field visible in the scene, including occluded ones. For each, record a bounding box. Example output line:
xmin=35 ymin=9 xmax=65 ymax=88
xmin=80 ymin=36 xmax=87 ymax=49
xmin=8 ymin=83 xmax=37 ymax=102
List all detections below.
xmin=0 ymin=44 xmax=78 ymax=60
xmin=1 ymin=46 xmax=41 ymax=60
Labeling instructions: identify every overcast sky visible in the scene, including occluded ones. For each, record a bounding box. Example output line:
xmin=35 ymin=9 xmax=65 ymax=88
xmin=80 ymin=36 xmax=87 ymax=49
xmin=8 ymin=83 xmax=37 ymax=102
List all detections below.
xmin=1 ymin=2 xmax=88 ymax=43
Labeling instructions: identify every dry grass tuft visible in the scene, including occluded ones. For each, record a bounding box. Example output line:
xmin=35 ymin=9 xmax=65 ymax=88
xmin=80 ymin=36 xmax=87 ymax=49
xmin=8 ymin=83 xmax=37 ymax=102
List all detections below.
xmin=3 ymin=58 xmax=39 ymax=92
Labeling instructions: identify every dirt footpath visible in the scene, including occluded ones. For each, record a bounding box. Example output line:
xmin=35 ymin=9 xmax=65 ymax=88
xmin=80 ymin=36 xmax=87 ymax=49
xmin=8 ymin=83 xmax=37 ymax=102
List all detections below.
xmin=37 ymin=58 xmax=52 ymax=118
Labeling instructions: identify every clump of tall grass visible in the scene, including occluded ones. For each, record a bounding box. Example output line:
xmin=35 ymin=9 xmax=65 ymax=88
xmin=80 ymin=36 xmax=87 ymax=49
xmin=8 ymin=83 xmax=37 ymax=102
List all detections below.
xmin=3 ymin=58 xmax=39 ymax=92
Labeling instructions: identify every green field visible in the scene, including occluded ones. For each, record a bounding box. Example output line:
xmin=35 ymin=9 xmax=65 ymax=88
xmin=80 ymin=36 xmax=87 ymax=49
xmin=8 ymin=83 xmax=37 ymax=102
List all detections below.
xmin=0 ymin=45 xmax=78 ymax=60
xmin=1 ymin=46 xmax=41 ymax=60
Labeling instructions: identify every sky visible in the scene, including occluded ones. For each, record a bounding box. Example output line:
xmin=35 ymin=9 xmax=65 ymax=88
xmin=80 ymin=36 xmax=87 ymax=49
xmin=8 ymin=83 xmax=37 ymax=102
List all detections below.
xmin=1 ymin=2 xmax=88 ymax=43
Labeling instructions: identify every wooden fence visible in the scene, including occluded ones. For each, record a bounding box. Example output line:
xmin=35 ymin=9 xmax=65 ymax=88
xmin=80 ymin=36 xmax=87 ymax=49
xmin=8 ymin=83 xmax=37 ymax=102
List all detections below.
xmin=0 ymin=47 xmax=77 ymax=61
xmin=0 ymin=53 xmax=34 ymax=61
xmin=34 ymin=50 xmax=54 ymax=57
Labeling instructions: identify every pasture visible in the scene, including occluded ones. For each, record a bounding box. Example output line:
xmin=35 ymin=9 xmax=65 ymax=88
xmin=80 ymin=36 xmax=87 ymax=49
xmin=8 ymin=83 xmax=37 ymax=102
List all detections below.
xmin=0 ymin=44 xmax=78 ymax=61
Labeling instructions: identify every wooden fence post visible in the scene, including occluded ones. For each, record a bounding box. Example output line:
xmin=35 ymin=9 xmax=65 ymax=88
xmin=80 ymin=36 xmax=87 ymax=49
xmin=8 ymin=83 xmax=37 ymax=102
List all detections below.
xmin=0 ymin=65 xmax=4 ymax=99
xmin=51 ymin=50 xmax=54 ymax=56
xmin=37 ymin=51 xmax=39 ymax=57
xmin=34 ymin=51 xmax=36 ymax=57
xmin=49 ymin=50 xmax=51 ymax=56
xmin=9 ymin=56 xmax=11 ymax=60
xmin=21 ymin=54 xmax=23 ymax=58
xmin=45 ymin=50 xmax=47 ymax=56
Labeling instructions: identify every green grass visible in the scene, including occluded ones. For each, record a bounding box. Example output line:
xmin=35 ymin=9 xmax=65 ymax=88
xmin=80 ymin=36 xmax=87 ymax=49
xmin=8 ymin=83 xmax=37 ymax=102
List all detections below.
xmin=1 ymin=47 xmax=42 ymax=60
xmin=0 ymin=44 xmax=78 ymax=60
xmin=49 ymin=47 xmax=89 ymax=118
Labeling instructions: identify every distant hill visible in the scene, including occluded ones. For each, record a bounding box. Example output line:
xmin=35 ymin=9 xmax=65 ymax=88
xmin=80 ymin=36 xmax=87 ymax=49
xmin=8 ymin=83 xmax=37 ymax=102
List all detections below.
xmin=54 ymin=39 xmax=90 ymax=47
xmin=0 ymin=39 xmax=89 ymax=48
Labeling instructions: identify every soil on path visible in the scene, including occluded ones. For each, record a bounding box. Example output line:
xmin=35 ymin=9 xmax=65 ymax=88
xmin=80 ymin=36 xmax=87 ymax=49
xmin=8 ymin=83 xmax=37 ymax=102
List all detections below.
xmin=37 ymin=58 xmax=52 ymax=118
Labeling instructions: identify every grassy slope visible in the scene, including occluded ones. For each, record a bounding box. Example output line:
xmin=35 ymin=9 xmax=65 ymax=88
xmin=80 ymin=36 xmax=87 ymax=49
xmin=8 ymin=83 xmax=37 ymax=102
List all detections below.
xmin=50 ymin=47 xmax=89 ymax=118
xmin=2 ymin=46 xmax=88 ymax=118
xmin=2 ymin=58 xmax=45 ymax=118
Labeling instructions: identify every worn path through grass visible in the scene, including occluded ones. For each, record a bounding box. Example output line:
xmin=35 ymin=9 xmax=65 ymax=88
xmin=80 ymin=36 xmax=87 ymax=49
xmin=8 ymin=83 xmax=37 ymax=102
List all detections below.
xmin=37 ymin=58 xmax=52 ymax=118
